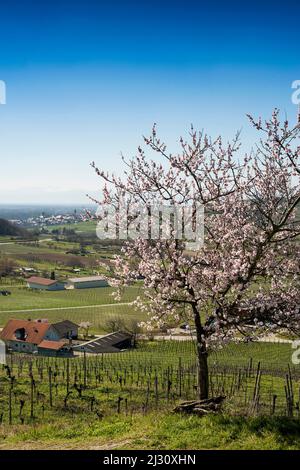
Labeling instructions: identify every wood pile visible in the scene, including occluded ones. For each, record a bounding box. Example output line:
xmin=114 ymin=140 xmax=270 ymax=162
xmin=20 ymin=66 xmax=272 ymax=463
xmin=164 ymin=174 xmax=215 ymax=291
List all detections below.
xmin=173 ymin=395 xmax=226 ymax=416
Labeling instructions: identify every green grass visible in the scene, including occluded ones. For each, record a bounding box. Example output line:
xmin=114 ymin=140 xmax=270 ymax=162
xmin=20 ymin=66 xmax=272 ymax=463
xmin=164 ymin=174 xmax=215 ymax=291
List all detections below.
xmin=1 ymin=412 xmax=300 ymax=449
xmin=0 ymin=236 xmax=17 ymax=243
xmin=0 ymin=286 xmax=141 ymax=312
xmin=0 ymin=241 xmax=55 ymax=255
xmin=48 ymin=220 xmax=97 ymax=234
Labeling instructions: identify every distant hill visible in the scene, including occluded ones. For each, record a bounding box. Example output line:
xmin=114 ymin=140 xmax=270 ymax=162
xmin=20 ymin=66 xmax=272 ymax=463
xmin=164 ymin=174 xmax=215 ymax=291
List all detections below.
xmin=0 ymin=218 xmax=30 ymax=237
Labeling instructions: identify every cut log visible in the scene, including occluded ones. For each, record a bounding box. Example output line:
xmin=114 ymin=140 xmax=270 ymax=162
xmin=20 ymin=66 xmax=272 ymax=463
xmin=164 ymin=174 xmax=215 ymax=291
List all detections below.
xmin=173 ymin=395 xmax=226 ymax=415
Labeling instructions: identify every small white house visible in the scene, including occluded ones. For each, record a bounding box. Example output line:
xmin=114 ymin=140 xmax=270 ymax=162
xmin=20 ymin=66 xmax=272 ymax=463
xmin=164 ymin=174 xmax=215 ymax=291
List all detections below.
xmin=66 ymin=276 xmax=109 ymax=289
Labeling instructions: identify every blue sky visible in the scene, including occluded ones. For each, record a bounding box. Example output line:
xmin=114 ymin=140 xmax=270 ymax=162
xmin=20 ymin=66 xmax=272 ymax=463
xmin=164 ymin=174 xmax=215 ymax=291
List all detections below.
xmin=0 ymin=0 xmax=300 ymax=204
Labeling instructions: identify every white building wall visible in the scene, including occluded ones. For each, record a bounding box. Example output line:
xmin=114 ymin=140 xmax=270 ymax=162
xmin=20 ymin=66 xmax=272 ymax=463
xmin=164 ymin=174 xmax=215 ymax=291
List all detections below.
xmin=8 ymin=341 xmax=36 ymax=353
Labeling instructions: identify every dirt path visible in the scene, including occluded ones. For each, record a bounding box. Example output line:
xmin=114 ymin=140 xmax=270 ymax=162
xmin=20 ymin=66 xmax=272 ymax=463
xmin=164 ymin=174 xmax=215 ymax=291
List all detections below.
xmin=89 ymin=439 xmax=134 ymax=450
xmin=0 ymin=438 xmax=136 ymax=450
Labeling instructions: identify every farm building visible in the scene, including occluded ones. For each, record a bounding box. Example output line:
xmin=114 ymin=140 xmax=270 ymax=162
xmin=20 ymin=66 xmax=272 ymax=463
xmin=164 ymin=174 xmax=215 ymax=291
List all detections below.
xmin=27 ymin=276 xmax=65 ymax=291
xmin=73 ymin=331 xmax=133 ymax=354
xmin=66 ymin=276 xmax=109 ymax=289
xmin=0 ymin=319 xmax=75 ymax=356
xmin=52 ymin=320 xmax=79 ymax=339
xmin=37 ymin=340 xmax=71 ymax=357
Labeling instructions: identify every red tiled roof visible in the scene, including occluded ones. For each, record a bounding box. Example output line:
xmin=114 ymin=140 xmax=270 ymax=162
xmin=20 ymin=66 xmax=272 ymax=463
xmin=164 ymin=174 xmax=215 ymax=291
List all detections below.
xmin=0 ymin=319 xmax=50 ymax=344
xmin=38 ymin=340 xmax=67 ymax=350
xmin=27 ymin=276 xmax=58 ymax=286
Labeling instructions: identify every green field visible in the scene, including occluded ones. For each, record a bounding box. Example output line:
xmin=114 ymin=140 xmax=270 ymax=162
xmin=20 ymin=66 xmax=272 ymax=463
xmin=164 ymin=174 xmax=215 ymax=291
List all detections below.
xmin=1 ymin=412 xmax=300 ymax=450
xmin=0 ymin=286 xmax=141 ymax=311
xmin=48 ymin=220 xmax=97 ymax=234
xmin=0 ymin=240 xmax=52 ymax=253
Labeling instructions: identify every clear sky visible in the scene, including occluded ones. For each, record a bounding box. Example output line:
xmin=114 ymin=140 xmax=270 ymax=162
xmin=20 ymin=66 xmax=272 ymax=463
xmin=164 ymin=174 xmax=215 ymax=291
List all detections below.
xmin=0 ymin=0 xmax=300 ymax=204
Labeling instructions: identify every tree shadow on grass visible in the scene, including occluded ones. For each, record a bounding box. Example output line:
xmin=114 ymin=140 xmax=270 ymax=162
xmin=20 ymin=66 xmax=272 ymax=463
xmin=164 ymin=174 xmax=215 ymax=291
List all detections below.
xmin=216 ymin=414 xmax=300 ymax=445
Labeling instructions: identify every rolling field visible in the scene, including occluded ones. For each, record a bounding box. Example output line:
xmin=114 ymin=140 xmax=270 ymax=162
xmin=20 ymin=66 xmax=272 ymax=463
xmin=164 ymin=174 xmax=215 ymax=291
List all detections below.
xmin=0 ymin=242 xmax=104 ymax=276
xmin=210 ymin=341 xmax=295 ymax=371
xmin=0 ymin=239 xmax=73 ymax=255
xmin=0 ymin=286 xmax=141 ymax=311
xmin=48 ymin=220 xmax=97 ymax=234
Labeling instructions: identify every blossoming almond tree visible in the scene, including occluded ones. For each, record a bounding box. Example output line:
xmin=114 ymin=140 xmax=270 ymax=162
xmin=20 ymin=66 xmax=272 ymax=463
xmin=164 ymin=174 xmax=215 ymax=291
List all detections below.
xmin=92 ymin=110 xmax=300 ymax=399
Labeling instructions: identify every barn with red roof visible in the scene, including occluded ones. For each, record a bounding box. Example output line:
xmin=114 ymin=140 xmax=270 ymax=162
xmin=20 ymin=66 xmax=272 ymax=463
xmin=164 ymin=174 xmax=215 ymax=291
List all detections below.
xmin=26 ymin=276 xmax=65 ymax=291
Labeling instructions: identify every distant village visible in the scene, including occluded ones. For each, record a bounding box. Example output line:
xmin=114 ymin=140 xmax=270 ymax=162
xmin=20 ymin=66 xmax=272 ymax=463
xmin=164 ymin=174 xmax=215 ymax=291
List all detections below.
xmin=9 ymin=209 xmax=91 ymax=228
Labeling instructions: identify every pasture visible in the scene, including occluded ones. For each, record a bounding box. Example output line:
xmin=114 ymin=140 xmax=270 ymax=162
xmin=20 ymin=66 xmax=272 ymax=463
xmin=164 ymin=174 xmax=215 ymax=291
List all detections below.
xmin=48 ymin=220 xmax=97 ymax=234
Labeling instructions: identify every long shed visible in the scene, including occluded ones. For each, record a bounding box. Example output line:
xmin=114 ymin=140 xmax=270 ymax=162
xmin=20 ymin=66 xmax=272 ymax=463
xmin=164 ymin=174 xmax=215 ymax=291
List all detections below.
xmin=73 ymin=331 xmax=133 ymax=354
xmin=66 ymin=276 xmax=109 ymax=289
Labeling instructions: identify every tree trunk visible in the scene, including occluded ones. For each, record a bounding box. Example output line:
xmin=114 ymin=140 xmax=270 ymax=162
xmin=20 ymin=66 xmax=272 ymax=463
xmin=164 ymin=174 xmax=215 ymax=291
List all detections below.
xmin=196 ymin=340 xmax=209 ymax=399
xmin=192 ymin=303 xmax=209 ymax=400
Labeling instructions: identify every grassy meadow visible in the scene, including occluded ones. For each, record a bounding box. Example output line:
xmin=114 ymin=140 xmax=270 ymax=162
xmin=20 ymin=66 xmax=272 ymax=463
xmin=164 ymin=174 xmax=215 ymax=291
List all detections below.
xmin=2 ymin=412 xmax=300 ymax=450
xmin=47 ymin=220 xmax=97 ymax=234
